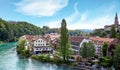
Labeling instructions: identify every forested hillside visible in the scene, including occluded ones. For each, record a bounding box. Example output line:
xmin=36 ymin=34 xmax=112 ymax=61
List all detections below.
xmin=0 ymin=18 xmax=88 ymax=42
xmin=0 ymin=18 xmax=42 ymax=42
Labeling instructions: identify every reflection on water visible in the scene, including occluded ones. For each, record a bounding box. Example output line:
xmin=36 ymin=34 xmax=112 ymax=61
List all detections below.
xmin=0 ymin=42 xmax=79 ymax=70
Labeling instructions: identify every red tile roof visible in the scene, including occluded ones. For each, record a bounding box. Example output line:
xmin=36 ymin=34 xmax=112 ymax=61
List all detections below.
xmin=89 ymin=37 xmax=116 ymax=45
xmin=69 ymin=36 xmax=84 ymax=44
xmin=24 ymin=35 xmax=41 ymax=42
xmin=44 ymin=33 xmax=60 ymax=39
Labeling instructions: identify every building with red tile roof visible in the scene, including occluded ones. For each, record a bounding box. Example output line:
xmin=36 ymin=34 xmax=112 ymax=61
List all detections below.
xmin=68 ymin=36 xmax=90 ymax=61
xmin=89 ymin=36 xmax=117 ymax=56
xmin=44 ymin=33 xmax=60 ymax=40
xmin=20 ymin=35 xmax=53 ymax=54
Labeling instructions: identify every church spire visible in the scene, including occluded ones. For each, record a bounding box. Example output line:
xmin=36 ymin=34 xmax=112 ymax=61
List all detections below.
xmin=115 ymin=12 xmax=118 ymax=19
xmin=114 ymin=12 xmax=119 ymax=27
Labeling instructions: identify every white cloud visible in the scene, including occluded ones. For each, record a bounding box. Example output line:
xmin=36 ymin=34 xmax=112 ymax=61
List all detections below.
xmin=65 ymin=3 xmax=115 ymax=30
xmin=65 ymin=2 xmax=81 ymax=23
xmin=15 ymin=0 xmax=68 ymax=16
xmin=67 ymin=15 xmax=114 ymax=30
xmin=80 ymin=12 xmax=88 ymax=21
xmin=36 ymin=2 xmax=116 ymax=30
xmin=47 ymin=20 xmax=60 ymax=28
xmin=45 ymin=12 xmax=114 ymax=30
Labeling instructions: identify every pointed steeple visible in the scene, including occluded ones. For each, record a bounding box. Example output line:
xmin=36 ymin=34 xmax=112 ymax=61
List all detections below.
xmin=114 ymin=12 xmax=119 ymax=27
xmin=115 ymin=12 xmax=118 ymax=19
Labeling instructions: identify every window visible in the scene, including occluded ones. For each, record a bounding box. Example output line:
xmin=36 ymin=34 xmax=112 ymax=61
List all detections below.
xmin=36 ymin=48 xmax=38 ymax=50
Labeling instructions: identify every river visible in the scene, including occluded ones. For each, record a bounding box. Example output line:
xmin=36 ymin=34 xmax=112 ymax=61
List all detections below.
xmin=0 ymin=42 xmax=79 ymax=70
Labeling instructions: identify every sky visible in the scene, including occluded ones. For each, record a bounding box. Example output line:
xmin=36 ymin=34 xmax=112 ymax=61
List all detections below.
xmin=0 ymin=0 xmax=120 ymax=30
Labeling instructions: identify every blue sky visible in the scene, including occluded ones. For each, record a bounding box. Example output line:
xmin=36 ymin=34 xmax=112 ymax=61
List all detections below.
xmin=0 ymin=0 xmax=120 ymax=29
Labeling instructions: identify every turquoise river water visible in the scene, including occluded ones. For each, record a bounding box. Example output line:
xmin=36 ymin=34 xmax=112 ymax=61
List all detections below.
xmin=0 ymin=42 xmax=79 ymax=70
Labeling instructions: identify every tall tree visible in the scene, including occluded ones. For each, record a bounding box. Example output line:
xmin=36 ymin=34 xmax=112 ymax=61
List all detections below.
xmin=102 ymin=42 xmax=108 ymax=57
xmin=60 ymin=19 xmax=69 ymax=62
xmin=111 ymin=25 xmax=116 ymax=38
xmin=66 ymin=42 xmax=73 ymax=61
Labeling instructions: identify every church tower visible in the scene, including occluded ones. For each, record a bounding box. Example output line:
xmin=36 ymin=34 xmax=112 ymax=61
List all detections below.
xmin=114 ymin=12 xmax=119 ymax=27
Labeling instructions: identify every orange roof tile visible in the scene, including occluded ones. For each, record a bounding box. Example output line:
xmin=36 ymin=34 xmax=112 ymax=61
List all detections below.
xmin=89 ymin=37 xmax=115 ymax=44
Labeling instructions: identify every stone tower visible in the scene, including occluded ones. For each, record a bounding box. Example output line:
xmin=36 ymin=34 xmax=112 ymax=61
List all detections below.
xmin=114 ymin=12 xmax=119 ymax=27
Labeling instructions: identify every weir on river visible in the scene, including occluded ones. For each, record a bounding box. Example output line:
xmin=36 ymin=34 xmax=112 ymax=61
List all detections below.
xmin=0 ymin=42 xmax=79 ymax=70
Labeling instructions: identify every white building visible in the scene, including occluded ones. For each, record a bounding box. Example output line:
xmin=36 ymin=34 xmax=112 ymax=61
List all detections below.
xmin=89 ymin=36 xmax=117 ymax=57
xmin=20 ymin=35 xmax=53 ymax=54
xmin=68 ymin=36 xmax=90 ymax=61
xmin=33 ymin=38 xmax=53 ymax=54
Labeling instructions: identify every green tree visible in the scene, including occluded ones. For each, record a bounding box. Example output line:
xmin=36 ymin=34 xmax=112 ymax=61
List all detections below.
xmin=116 ymin=33 xmax=120 ymax=40
xmin=59 ymin=19 xmax=69 ymax=62
xmin=16 ymin=39 xmax=26 ymax=54
xmin=113 ymin=44 xmax=120 ymax=70
xmin=88 ymin=41 xmax=96 ymax=58
xmin=102 ymin=42 xmax=108 ymax=57
xmin=16 ymin=39 xmax=31 ymax=57
xmin=111 ymin=25 xmax=116 ymax=38
xmin=80 ymin=42 xmax=88 ymax=58
xmin=66 ymin=42 xmax=73 ymax=61
xmin=80 ymin=42 xmax=95 ymax=59
xmin=0 ymin=19 xmax=42 ymax=42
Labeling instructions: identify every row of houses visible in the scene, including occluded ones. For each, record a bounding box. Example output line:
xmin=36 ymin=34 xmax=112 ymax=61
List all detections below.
xmin=19 ymin=33 xmax=118 ymax=61
xmin=19 ymin=33 xmax=60 ymax=54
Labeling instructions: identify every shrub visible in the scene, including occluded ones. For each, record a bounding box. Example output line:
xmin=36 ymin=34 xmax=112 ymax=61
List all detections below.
xmin=99 ymin=57 xmax=112 ymax=67
xmin=38 ymin=54 xmax=45 ymax=60
xmin=31 ymin=55 xmax=39 ymax=60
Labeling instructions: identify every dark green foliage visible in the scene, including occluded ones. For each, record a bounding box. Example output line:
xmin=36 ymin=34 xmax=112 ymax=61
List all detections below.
xmin=111 ymin=25 xmax=116 ymax=38
xmin=60 ymin=19 xmax=68 ymax=62
xmin=113 ymin=44 xmax=120 ymax=70
xmin=88 ymin=42 xmax=96 ymax=58
xmin=90 ymin=29 xmax=106 ymax=37
xmin=91 ymin=25 xmax=120 ymax=40
xmin=21 ymin=49 xmax=31 ymax=57
xmin=41 ymin=26 xmax=59 ymax=35
xmin=102 ymin=42 xmax=108 ymax=57
xmin=69 ymin=30 xmax=88 ymax=36
xmin=31 ymin=54 xmax=72 ymax=65
xmin=16 ymin=39 xmax=31 ymax=57
xmin=0 ymin=19 xmax=42 ymax=42
xmin=0 ymin=18 xmax=88 ymax=42
xmin=80 ymin=42 xmax=88 ymax=58
xmin=80 ymin=42 xmax=95 ymax=59
xmin=99 ymin=57 xmax=112 ymax=67
xmin=59 ymin=19 xmax=73 ymax=62
xmin=16 ymin=39 xmax=26 ymax=54
xmin=116 ymin=33 xmax=120 ymax=40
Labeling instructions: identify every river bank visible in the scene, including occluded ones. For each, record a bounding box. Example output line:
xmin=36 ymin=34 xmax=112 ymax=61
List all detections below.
xmin=0 ymin=42 xmax=80 ymax=70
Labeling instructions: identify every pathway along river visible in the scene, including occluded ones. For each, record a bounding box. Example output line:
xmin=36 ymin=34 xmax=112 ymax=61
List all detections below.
xmin=0 ymin=42 xmax=79 ymax=70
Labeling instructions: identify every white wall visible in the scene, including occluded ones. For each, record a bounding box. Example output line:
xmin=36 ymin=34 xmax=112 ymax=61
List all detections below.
xmin=34 ymin=38 xmax=49 ymax=47
xmin=33 ymin=47 xmax=52 ymax=52
xmin=79 ymin=38 xmax=90 ymax=48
